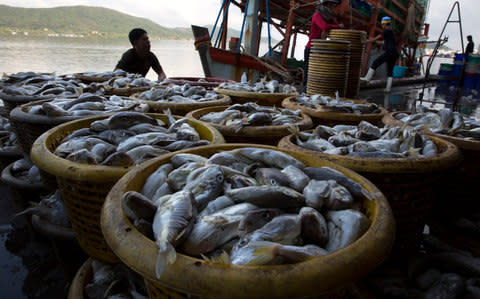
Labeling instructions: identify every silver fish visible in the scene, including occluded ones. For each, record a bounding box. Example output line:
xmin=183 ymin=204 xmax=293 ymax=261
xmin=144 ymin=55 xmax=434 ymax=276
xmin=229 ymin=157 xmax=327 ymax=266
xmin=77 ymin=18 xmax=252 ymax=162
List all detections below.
xmin=121 ymin=191 xmax=157 ymax=222
xmin=303 ymin=180 xmax=331 ymax=210
xmin=230 ymin=147 xmax=305 ymax=170
xmin=181 ymin=203 xmax=256 ymax=256
xmin=197 ymin=195 xmax=235 ymax=217
xmin=184 ymin=165 xmax=225 ymax=211
xmin=237 ymin=208 xmax=283 ymax=236
xmin=299 ymin=207 xmax=329 ymax=247
xmin=126 ymin=145 xmax=170 ymax=164
xmin=141 ymin=163 xmax=174 ymax=199
xmin=101 ymin=152 xmax=134 ymax=167
xmin=255 ymin=168 xmax=291 ymax=187
xmin=325 ymin=209 xmax=370 ymax=252
xmin=226 ymin=185 xmax=305 ymax=209
xmin=281 ymin=165 xmax=310 ymax=192
xmin=153 ymin=190 xmax=196 ymax=278
xmin=108 ymin=112 xmax=157 ymax=130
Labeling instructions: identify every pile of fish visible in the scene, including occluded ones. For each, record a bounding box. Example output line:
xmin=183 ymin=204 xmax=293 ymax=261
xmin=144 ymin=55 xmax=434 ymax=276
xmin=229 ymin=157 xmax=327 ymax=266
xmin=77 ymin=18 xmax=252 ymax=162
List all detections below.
xmin=121 ymin=147 xmax=372 ymax=278
xmin=1 ymin=71 xmax=56 ymax=86
xmin=292 ymin=93 xmax=381 ymax=114
xmin=26 ymin=93 xmax=148 ymax=117
xmin=137 ymin=84 xmax=221 ymax=103
xmin=1 ymin=74 xmax=84 ymax=97
xmin=291 ymin=121 xmax=439 ymax=158
xmin=0 ymin=116 xmax=20 ymax=152
xmin=84 ymin=259 xmax=147 ymax=299
xmin=54 ymin=111 xmax=210 ymax=166
xmin=17 ymin=190 xmax=70 ymax=228
xmin=394 ymin=107 xmax=480 ymax=141
xmin=199 ymin=102 xmax=304 ymax=129
xmin=218 ymin=80 xmax=297 ymax=94
xmin=7 ymin=158 xmax=42 ymax=184
xmin=364 ymin=233 xmax=480 ymax=298
xmin=101 ymin=73 xmax=159 ymax=89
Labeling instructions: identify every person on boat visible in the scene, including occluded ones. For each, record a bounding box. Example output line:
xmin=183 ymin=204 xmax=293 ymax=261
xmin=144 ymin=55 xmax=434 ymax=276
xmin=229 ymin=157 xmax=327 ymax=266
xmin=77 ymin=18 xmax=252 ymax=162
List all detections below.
xmin=361 ymin=16 xmax=399 ymax=93
xmin=303 ymin=0 xmax=343 ymax=93
xmin=466 ymin=35 xmax=474 ymax=55
xmin=115 ymin=28 xmax=167 ymax=81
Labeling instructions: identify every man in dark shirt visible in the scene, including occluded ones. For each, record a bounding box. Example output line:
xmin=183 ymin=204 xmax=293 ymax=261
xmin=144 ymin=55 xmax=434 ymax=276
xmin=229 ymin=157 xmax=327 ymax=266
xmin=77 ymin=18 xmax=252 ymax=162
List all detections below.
xmin=466 ymin=35 xmax=474 ymax=55
xmin=360 ymin=16 xmax=400 ymax=92
xmin=115 ymin=28 xmax=166 ymax=81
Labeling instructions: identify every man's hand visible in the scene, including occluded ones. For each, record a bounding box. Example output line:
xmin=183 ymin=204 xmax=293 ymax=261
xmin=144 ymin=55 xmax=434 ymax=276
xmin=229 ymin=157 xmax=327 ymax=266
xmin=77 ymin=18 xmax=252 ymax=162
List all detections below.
xmin=157 ymin=72 xmax=167 ymax=82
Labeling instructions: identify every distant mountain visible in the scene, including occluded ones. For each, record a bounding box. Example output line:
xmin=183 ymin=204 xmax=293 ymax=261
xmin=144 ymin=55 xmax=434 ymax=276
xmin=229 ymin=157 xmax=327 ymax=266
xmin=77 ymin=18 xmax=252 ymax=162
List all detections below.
xmin=0 ymin=5 xmax=277 ymax=43
xmin=0 ymin=4 xmax=193 ymax=39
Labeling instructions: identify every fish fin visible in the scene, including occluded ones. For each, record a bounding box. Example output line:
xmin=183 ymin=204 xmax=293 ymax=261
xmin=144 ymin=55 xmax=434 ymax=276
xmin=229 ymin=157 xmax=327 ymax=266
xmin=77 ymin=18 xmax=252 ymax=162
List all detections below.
xmin=155 ymin=242 xmax=176 ymax=279
xmin=246 ymin=241 xmax=279 ymax=266
xmin=13 ymin=203 xmax=41 ymax=218
xmin=200 ymin=251 xmax=231 ymax=264
xmin=287 ymin=124 xmax=300 ymax=136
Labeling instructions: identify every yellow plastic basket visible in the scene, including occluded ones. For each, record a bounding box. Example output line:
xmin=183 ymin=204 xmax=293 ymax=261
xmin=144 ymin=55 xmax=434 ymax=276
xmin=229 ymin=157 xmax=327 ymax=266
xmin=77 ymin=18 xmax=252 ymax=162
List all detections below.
xmin=278 ymin=134 xmax=461 ymax=254
xmin=102 ymin=144 xmax=395 ymax=299
xmin=68 ymin=258 xmax=92 ymax=299
xmin=186 ymin=105 xmax=313 ymax=145
xmin=31 ymin=113 xmax=225 ymax=263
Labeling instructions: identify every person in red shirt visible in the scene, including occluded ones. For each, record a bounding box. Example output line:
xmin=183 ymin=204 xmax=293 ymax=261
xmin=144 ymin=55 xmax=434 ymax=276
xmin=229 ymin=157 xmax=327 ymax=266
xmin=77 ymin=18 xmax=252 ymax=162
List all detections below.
xmin=303 ymin=0 xmax=343 ymax=92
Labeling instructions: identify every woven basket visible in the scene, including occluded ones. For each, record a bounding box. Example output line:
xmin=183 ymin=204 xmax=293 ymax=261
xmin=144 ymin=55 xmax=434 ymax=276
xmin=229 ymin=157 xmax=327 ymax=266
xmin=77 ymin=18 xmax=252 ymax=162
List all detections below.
xmin=278 ymin=134 xmax=461 ymax=254
xmin=424 ymin=132 xmax=480 ymax=215
xmin=186 ymin=105 xmax=313 ymax=145
xmin=0 ymin=160 xmax=48 ymax=207
xmin=215 ymin=88 xmax=297 ymax=106
xmin=10 ymin=97 xmax=143 ymax=155
xmin=101 ymin=144 xmax=395 ymax=299
xmin=383 ymin=111 xmax=480 ymax=214
xmin=282 ymin=96 xmax=387 ymax=127
xmin=165 ymin=77 xmax=235 ymax=90
xmin=0 ymin=92 xmax=55 ymax=119
xmin=68 ymin=258 xmax=92 ymax=299
xmin=140 ymin=94 xmax=231 ymax=116
xmin=30 ymin=114 xmax=225 ymax=263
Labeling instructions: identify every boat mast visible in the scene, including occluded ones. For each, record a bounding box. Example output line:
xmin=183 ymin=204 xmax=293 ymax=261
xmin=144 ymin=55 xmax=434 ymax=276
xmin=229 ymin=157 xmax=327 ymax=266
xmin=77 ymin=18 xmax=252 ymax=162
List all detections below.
xmin=281 ymin=0 xmax=297 ymax=64
xmin=245 ymin=0 xmax=261 ymax=55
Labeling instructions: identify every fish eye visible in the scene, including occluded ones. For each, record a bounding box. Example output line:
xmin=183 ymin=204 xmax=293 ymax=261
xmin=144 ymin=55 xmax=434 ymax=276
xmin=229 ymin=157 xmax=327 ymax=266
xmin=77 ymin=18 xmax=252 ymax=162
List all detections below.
xmin=270 ymin=179 xmax=277 ymax=186
xmin=261 ymin=212 xmax=270 ymax=219
xmin=217 ymin=174 xmax=224 ymax=182
xmin=239 ymin=239 xmax=248 ymax=246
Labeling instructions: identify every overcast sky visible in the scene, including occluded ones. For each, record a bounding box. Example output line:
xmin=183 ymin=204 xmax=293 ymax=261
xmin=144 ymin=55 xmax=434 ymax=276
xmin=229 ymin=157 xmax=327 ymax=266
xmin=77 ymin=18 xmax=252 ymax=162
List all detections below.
xmin=0 ymin=0 xmax=477 ymax=51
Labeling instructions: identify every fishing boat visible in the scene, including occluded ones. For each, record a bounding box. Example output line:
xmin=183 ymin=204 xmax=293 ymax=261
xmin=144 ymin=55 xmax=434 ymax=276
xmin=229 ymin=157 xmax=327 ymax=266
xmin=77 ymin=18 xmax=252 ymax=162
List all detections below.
xmin=192 ymin=0 xmax=431 ymax=83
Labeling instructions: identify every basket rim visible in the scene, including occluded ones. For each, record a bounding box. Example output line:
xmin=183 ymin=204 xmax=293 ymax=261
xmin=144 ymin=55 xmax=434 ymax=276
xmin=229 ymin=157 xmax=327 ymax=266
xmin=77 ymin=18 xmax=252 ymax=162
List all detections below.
xmin=185 ymin=105 xmax=313 ymax=136
xmin=30 ymin=113 xmax=225 ymax=182
xmin=0 ymin=160 xmax=46 ymax=190
xmin=101 ymin=144 xmax=395 ymax=299
xmin=278 ymin=132 xmax=462 ymax=173
xmin=281 ymin=96 xmax=387 ymax=121
xmin=68 ymin=258 xmax=92 ymax=299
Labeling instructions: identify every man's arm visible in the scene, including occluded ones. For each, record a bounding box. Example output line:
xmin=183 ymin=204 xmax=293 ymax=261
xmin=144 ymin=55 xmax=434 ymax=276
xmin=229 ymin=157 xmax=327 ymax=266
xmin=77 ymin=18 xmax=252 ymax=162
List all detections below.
xmin=150 ymin=53 xmax=166 ymax=81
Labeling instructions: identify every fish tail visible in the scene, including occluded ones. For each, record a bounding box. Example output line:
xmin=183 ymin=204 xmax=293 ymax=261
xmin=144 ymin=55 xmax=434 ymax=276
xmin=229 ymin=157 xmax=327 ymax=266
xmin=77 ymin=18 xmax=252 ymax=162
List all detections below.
xmin=287 ymin=124 xmax=300 ymax=136
xmin=246 ymin=241 xmax=280 ymax=266
xmin=155 ymin=242 xmax=176 ymax=279
xmin=13 ymin=203 xmax=41 ymax=218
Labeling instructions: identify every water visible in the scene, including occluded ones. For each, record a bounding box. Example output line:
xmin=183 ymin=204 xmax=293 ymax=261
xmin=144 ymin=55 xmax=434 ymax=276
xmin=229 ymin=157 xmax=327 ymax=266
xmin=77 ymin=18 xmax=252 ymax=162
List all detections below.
xmin=0 ymin=36 xmax=204 ymax=81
